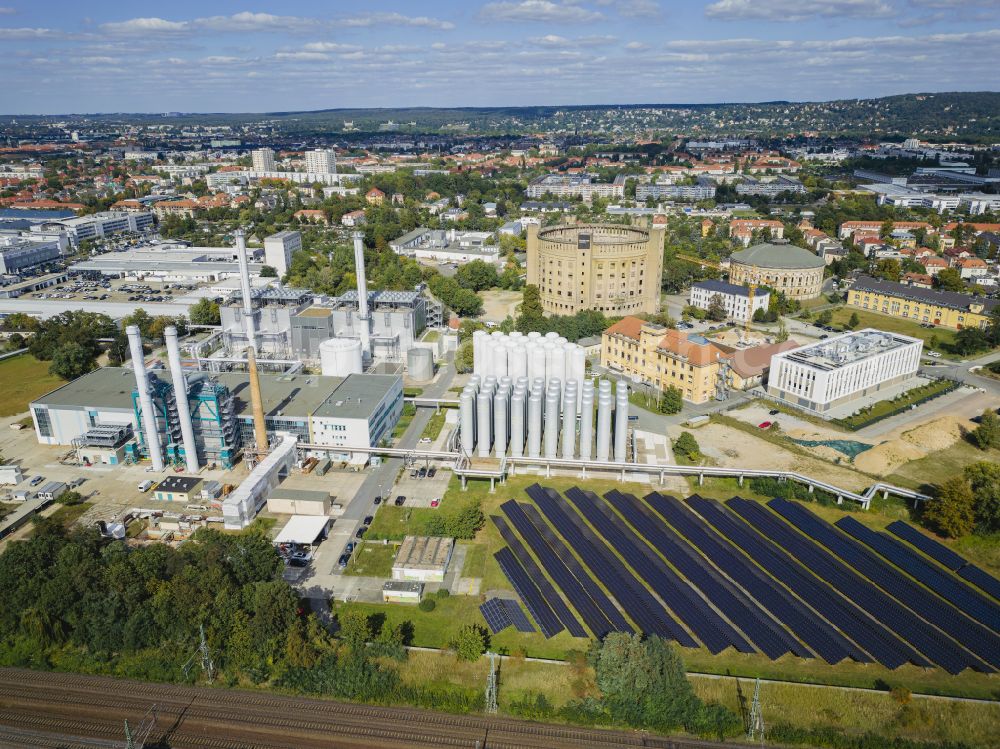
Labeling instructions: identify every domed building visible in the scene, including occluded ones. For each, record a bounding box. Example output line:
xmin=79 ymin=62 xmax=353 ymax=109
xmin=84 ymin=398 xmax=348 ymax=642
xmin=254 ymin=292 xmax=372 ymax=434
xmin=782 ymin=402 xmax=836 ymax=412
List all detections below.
xmin=729 ymin=241 xmax=825 ymax=299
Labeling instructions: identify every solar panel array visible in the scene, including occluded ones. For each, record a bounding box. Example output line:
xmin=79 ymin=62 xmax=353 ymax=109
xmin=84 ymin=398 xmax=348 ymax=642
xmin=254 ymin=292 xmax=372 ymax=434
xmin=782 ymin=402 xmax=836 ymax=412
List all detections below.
xmin=887 ymin=520 xmax=1000 ymax=602
xmin=480 ymin=597 xmax=513 ymax=634
xmin=500 ymin=599 xmax=536 ymax=633
xmin=486 ymin=483 xmax=999 ymax=672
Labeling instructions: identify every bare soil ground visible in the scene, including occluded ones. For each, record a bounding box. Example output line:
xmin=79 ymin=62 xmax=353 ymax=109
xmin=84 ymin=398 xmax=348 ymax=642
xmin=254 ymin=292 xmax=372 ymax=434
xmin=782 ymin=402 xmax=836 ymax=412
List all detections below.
xmin=479 ymin=289 xmax=522 ymax=322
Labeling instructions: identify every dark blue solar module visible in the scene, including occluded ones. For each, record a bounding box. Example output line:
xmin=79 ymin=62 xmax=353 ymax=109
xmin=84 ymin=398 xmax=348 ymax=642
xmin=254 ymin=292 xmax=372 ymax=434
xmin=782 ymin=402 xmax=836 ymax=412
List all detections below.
xmin=688 ymin=496 xmax=891 ymax=665
xmin=493 ymin=547 xmax=563 ymax=638
xmin=491 ymin=514 xmax=587 ymax=638
xmin=836 ymin=516 xmax=1000 ymax=632
xmin=603 ymin=489 xmax=811 ymax=660
xmin=887 ymin=521 xmax=965 ymax=570
xmin=645 ymin=492 xmax=856 ymax=665
xmin=526 ymin=484 xmax=697 ymax=647
xmin=519 ymin=503 xmax=633 ymax=634
xmin=887 ymin=520 xmax=1000 ymax=603
xmin=500 ymin=599 xmax=536 ymax=633
xmin=726 ymin=497 xmax=940 ymax=671
xmin=480 ymin=597 xmax=512 ymax=634
xmin=771 ymin=498 xmax=998 ymax=673
xmin=563 ymin=486 xmax=753 ymax=655
xmin=499 ymin=500 xmax=602 ymax=638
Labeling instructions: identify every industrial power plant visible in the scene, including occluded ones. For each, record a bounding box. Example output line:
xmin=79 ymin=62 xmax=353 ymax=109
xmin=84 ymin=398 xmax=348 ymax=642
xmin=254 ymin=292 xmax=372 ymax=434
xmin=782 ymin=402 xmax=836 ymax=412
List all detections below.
xmin=461 ymin=331 xmax=631 ymax=462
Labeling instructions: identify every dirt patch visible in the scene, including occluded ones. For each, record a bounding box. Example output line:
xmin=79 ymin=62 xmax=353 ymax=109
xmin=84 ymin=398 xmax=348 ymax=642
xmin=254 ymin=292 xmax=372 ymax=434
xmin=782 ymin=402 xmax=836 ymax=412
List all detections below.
xmin=479 ymin=290 xmax=522 ymax=322
xmin=854 ymin=416 xmax=966 ymax=476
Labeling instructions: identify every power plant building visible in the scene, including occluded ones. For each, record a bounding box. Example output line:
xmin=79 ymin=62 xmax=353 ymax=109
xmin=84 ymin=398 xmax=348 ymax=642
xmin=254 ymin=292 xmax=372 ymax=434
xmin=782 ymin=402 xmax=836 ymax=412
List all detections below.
xmin=526 ymin=223 xmax=664 ymax=316
xmin=767 ymin=329 xmax=922 ymax=414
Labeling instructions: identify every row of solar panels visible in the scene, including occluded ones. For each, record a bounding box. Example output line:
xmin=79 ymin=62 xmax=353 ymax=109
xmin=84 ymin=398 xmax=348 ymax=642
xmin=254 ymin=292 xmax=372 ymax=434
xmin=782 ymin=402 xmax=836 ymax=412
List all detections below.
xmin=489 ymin=483 xmax=1000 ymax=674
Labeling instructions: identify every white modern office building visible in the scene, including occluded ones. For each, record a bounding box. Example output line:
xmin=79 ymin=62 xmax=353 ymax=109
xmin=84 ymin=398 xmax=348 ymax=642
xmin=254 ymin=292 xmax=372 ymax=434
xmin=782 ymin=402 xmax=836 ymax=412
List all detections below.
xmin=688 ymin=280 xmax=770 ymax=323
xmin=263 ymin=230 xmax=301 ymax=277
xmin=767 ymin=329 xmax=923 ymax=414
xmin=251 ymin=148 xmax=276 ymax=172
xmin=304 ymin=148 xmax=337 ymax=175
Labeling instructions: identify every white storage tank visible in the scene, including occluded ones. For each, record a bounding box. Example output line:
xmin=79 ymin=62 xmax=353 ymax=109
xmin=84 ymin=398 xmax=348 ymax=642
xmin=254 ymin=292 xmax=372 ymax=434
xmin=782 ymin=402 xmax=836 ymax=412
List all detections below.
xmin=319 ymin=338 xmax=363 ymax=377
xmin=407 ymin=347 xmax=434 ymax=382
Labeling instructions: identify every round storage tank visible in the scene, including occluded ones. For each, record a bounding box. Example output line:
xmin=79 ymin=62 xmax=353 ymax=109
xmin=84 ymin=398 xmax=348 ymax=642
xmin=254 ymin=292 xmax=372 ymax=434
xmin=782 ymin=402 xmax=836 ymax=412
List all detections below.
xmin=407 ymin=347 xmax=434 ymax=382
xmin=319 ymin=338 xmax=363 ymax=377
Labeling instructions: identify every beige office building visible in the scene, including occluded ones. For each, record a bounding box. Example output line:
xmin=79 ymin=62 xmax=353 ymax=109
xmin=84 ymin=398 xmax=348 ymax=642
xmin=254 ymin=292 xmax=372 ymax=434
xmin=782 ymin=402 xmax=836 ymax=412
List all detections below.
xmin=729 ymin=241 xmax=825 ymax=300
xmin=527 ymin=223 xmax=664 ymax=315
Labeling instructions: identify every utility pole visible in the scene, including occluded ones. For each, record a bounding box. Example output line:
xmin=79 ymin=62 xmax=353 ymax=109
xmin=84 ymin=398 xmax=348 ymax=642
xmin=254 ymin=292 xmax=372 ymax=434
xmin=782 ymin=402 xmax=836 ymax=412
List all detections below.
xmin=124 ymin=705 xmax=157 ymax=749
xmin=182 ymin=624 xmax=215 ymax=682
xmin=484 ymin=651 xmax=499 ymax=714
xmin=747 ymin=677 xmax=765 ymax=745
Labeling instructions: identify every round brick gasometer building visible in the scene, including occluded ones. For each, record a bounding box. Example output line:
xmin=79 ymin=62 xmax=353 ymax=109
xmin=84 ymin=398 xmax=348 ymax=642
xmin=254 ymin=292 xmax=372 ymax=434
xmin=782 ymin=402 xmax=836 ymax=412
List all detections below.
xmin=526 ymin=223 xmax=665 ymax=316
xmin=729 ymin=241 xmax=825 ymax=299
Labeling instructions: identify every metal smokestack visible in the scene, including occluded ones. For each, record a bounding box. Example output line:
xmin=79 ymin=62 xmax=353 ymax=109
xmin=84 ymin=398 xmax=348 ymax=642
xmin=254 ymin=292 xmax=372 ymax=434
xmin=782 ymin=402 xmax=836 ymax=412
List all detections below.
xmin=235 ymin=228 xmax=257 ymax=351
xmin=127 ymin=325 xmax=164 ymax=471
xmin=353 ymin=232 xmax=371 ymax=360
xmin=246 ymin=346 xmax=269 ymax=456
xmin=165 ymin=326 xmax=199 ymax=474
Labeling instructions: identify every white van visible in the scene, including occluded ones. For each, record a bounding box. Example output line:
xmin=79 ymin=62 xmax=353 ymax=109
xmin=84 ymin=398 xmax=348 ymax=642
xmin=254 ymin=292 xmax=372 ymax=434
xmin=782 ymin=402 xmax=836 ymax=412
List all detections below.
xmin=138 ymin=480 xmax=154 ymax=493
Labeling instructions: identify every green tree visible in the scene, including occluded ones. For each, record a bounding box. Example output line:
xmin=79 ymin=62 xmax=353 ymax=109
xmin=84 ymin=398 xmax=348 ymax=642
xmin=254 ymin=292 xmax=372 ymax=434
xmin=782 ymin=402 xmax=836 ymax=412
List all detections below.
xmin=952 ymin=326 xmax=991 ymax=356
xmin=259 ymin=265 xmax=278 ymax=278
xmin=705 ymin=294 xmax=727 ymax=322
xmin=775 ymin=319 xmax=789 ymax=342
xmin=516 ymin=284 xmax=546 ymax=332
xmin=816 ymin=309 xmax=833 ymax=326
xmin=971 ymin=410 xmax=1000 ymax=450
xmin=451 ymin=624 xmax=488 ymax=662
xmin=189 ymin=298 xmax=221 ymax=326
xmin=964 ymin=461 xmax=1000 ymax=535
xmin=847 ymin=312 xmax=861 ymax=329
xmin=933 ymin=267 xmax=965 ymax=292
xmin=455 ymin=260 xmax=499 ymax=292
xmin=673 ymin=431 xmax=700 ymax=461
xmin=873 ymin=258 xmax=902 ymax=282
xmin=454 ymin=340 xmax=474 ymax=374
xmin=923 ymin=476 xmax=976 ymax=538
xmin=659 ymin=386 xmax=683 ymax=415
xmin=49 ymin=342 xmax=96 ymax=380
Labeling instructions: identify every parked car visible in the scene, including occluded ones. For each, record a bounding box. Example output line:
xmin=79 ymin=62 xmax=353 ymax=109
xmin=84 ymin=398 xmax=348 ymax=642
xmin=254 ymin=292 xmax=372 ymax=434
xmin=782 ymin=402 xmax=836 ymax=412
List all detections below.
xmin=418 ymin=467 xmax=427 ymax=478
xmin=819 ymin=334 xmax=829 ymax=339
xmin=768 ymin=409 xmax=779 ymax=416
xmin=356 ymin=526 xmax=368 ymax=539
xmin=289 ymin=551 xmax=310 ymax=568
xmin=29 ymin=475 xmax=44 ymax=486
xmin=345 ymin=542 xmax=355 ymax=554
xmin=337 ymin=554 xmax=349 ymax=569
xmin=427 ymin=467 xmax=437 ymax=478
xmin=409 ymin=469 xmax=418 ymax=478
xmin=373 ymin=496 xmax=382 ymax=505
xmin=364 ymin=515 xmax=374 ymax=525
xmin=395 ymin=495 xmax=406 ymax=506
xmin=430 ymin=498 xmax=440 ymax=508
xmin=928 ymin=351 xmax=942 ymax=358
xmin=758 ymin=421 xmax=772 ymax=429
xmin=419 ymin=437 xmax=432 ymax=444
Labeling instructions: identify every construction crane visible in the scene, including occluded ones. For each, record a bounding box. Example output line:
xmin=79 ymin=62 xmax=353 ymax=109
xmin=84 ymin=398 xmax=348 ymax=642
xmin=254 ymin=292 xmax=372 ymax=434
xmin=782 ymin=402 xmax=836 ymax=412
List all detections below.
xmin=675 ymin=253 xmax=762 ymax=333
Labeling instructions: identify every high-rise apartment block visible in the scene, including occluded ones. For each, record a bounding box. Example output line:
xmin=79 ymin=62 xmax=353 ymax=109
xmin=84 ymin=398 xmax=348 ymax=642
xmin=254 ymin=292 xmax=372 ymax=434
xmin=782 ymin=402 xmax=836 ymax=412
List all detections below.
xmin=304 ymin=148 xmax=337 ymax=175
xmin=251 ymin=148 xmax=276 ymax=172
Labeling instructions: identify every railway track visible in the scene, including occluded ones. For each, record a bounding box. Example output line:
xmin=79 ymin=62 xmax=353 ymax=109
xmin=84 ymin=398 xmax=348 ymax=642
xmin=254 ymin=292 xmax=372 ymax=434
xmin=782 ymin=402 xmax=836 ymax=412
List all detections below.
xmin=0 ymin=668 xmax=746 ymax=749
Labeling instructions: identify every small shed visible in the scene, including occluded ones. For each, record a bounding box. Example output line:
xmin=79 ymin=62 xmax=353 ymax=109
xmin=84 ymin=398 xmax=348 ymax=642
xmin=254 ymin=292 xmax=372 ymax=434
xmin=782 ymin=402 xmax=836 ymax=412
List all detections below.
xmin=382 ymin=580 xmax=424 ymax=604
xmin=0 ymin=465 xmax=24 ymax=485
xmin=154 ymin=476 xmax=202 ymax=503
xmin=267 ymin=488 xmax=332 ymax=516
xmin=36 ymin=481 xmax=67 ymax=502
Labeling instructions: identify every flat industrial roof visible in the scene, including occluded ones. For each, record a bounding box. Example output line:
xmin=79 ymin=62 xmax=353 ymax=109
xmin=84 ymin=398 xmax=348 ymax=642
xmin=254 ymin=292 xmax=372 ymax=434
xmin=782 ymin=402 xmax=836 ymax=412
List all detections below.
xmin=31 ymin=367 xmax=140 ymax=410
xmin=393 ymin=535 xmax=454 ymax=571
xmin=311 ymin=373 xmax=399 ymax=420
xmin=268 ymin=488 xmax=331 ymax=503
xmin=274 ymin=515 xmax=329 ymax=545
xmin=776 ymin=328 xmax=919 ymax=371
xmin=209 ymin=371 xmax=345 ymax=421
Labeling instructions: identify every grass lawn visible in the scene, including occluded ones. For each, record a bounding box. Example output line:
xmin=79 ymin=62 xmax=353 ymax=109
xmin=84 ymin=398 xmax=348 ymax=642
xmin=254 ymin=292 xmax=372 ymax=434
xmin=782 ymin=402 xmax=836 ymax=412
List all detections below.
xmin=403 ymin=387 xmax=424 ymax=397
xmin=422 ymin=330 xmax=440 ymax=342
xmin=42 ymin=502 xmax=93 ymax=530
xmin=345 ymin=540 xmax=399 ymax=577
xmin=0 ymin=354 xmax=64 ymax=417
xmin=391 ymin=403 xmax=417 ymax=440
xmin=832 ymin=378 xmax=957 ymax=430
xmin=827 ymin=307 xmax=960 ymax=354
xmin=889 ymin=438 xmax=1000 ymax=494
xmin=0 ymin=502 xmax=15 ymax=522
xmin=422 ymin=409 xmax=447 ymax=441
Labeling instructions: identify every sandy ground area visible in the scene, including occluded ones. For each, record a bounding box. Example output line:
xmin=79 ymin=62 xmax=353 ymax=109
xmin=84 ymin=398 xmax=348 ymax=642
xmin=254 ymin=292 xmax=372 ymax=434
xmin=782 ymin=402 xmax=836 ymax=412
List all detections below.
xmin=669 ymin=422 xmax=871 ymax=491
xmin=853 ymin=415 xmax=970 ymax=475
xmin=479 ymin=289 xmax=522 ymax=322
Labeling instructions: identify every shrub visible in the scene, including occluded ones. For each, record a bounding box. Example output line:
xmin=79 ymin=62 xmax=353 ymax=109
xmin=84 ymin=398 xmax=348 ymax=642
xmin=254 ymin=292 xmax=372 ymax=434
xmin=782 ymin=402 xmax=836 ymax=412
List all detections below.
xmin=417 ymin=598 xmax=436 ymax=612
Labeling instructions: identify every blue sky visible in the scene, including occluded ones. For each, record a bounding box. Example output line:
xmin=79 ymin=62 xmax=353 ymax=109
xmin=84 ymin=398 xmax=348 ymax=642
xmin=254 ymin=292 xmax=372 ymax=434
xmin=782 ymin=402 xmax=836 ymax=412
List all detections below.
xmin=1 ymin=1 xmax=997 ymax=113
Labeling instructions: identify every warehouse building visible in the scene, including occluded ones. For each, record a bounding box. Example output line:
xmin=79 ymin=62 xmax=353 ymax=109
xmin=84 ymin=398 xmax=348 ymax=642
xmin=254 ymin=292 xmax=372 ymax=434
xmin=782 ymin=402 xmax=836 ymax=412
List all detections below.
xmin=30 ymin=367 xmax=403 ymax=465
xmin=767 ymin=329 xmax=922 ymax=414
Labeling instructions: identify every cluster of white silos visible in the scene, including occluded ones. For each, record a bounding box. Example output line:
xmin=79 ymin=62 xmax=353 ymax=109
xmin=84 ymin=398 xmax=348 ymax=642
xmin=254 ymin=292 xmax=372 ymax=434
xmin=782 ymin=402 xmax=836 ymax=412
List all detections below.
xmin=472 ymin=331 xmax=587 ymax=414
xmin=459 ymin=340 xmax=630 ymax=463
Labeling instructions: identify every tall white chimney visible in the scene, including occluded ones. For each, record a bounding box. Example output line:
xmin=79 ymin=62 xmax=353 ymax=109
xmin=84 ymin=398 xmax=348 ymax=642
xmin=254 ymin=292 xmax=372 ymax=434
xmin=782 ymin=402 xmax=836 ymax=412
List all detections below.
xmin=352 ymin=231 xmax=371 ymax=359
xmin=126 ymin=325 xmax=164 ymax=471
xmin=235 ymin=228 xmax=257 ymax=351
xmin=165 ymin=326 xmax=200 ymax=474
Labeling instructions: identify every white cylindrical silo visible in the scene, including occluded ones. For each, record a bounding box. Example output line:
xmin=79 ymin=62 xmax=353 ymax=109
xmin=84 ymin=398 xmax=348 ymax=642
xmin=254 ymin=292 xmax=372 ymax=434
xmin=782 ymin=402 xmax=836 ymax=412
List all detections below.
xmin=319 ymin=338 xmax=364 ymax=377
xmin=472 ymin=330 xmax=487 ymax=376
xmin=460 ymin=386 xmax=476 ymax=455
xmin=477 ymin=389 xmax=493 ymax=458
xmin=527 ymin=331 xmax=542 ymax=340
xmin=493 ymin=341 xmax=508 ymax=379
xmin=527 ymin=393 xmax=543 ymax=458
xmin=494 ymin=386 xmax=509 ymax=457
xmin=544 ymin=381 xmax=560 ymax=459
xmin=511 ymin=344 xmax=527 ymax=381
xmin=562 ymin=380 xmax=577 ymax=460
xmin=510 ymin=389 xmax=525 ymax=458
xmin=127 ymin=325 xmax=164 ymax=472
xmin=545 ymin=331 xmax=559 ymax=341
xmin=164 ymin=326 xmax=199 ymax=474
xmin=550 ymin=344 xmax=565 ymax=397
xmin=529 ymin=344 xmax=545 ymax=385
xmin=483 ymin=375 xmax=497 ymax=396
xmin=596 ymin=381 xmax=613 ymax=462
xmin=571 ymin=346 xmax=587 ymax=410
xmin=614 ymin=380 xmax=629 ymax=463
xmin=579 ymin=380 xmax=594 ymax=460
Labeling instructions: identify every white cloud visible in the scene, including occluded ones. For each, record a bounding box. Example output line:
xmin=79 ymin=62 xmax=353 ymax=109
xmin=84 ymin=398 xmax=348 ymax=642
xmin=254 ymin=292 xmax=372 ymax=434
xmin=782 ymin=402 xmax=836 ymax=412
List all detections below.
xmin=530 ymin=33 xmax=617 ymax=46
xmin=705 ymin=0 xmax=894 ymax=21
xmin=0 ymin=7 xmax=16 ymax=14
xmin=0 ymin=26 xmax=60 ymax=38
xmin=625 ymin=41 xmax=647 ymax=49
xmin=617 ymin=0 xmax=662 ymax=18
xmin=100 ymin=17 xmax=189 ymax=35
xmin=480 ymin=1 xmax=605 ymax=23
xmin=340 ymin=12 xmax=455 ymax=30
xmin=303 ymin=42 xmax=359 ymax=52
xmin=275 ymin=51 xmax=330 ymax=61
xmin=195 ymin=12 xmax=316 ymax=33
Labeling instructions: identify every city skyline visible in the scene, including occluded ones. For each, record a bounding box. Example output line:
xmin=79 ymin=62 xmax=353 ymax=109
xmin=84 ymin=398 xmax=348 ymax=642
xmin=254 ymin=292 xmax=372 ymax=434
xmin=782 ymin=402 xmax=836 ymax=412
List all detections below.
xmin=0 ymin=1 xmax=998 ymax=114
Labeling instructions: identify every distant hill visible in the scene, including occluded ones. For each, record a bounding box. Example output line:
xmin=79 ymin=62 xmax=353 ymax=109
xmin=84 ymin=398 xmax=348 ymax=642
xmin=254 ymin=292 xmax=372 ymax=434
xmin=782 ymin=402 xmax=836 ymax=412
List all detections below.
xmin=4 ymin=91 xmax=998 ymax=141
